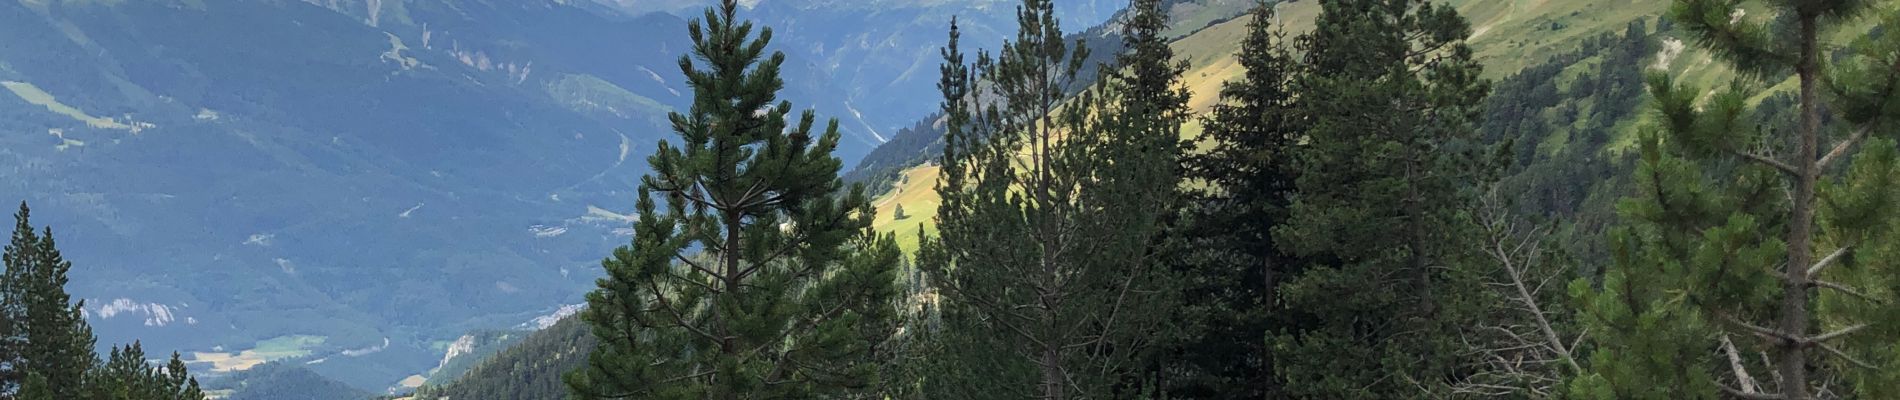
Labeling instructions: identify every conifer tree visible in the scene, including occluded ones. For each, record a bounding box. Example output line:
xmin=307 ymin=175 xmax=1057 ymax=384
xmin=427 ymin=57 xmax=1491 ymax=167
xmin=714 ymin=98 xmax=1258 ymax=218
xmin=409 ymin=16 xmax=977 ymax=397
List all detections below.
xmin=3 ymin=204 xmax=207 ymax=400
xmin=1568 ymin=3 xmax=1900 ymax=399
xmin=916 ymin=0 xmax=1184 ymax=397
xmin=162 ymin=352 xmax=205 ymax=400
xmin=1170 ymin=3 xmax=1301 ymax=397
xmin=85 ymin=342 xmax=206 ymax=400
xmin=1265 ymin=0 xmax=1492 ymax=397
xmin=90 ymin=343 xmax=157 ymax=400
xmin=1 ymin=203 xmax=96 ymax=400
xmin=563 ymin=1 xmax=900 ymax=398
xmin=14 ymin=375 xmax=46 ymax=400
xmin=1 ymin=204 xmax=29 ymax=399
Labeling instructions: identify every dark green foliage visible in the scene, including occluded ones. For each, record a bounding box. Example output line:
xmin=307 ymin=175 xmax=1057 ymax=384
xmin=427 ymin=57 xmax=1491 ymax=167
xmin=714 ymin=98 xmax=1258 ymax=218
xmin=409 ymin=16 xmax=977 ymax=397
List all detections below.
xmin=843 ymin=115 xmax=949 ymax=189
xmin=1568 ymin=2 xmax=1900 ymax=399
xmin=0 ymin=206 xmax=24 ymax=397
xmin=417 ymin=317 xmax=594 ymax=400
xmin=841 ymin=2 xmax=1177 ymax=190
xmin=2 ymin=203 xmax=205 ymax=400
xmin=1480 ymin=20 xmax=1653 ymax=270
xmin=4 ymin=203 xmax=96 ymax=400
xmin=912 ymin=0 xmax=1185 ymax=397
xmin=564 ymin=1 xmax=900 ymax=398
xmin=1168 ymin=3 xmax=1299 ymax=398
xmin=211 ymin=362 xmax=372 ymax=400
xmin=418 ymin=331 xmax=528 ymax=388
xmin=86 ymin=343 xmax=205 ymax=400
xmin=1265 ymin=0 xmax=1493 ymax=397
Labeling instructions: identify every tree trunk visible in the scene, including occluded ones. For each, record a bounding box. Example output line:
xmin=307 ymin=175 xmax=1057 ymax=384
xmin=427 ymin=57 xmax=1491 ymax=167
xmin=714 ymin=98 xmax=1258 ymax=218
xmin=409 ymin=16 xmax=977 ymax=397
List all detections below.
xmin=719 ymin=207 xmax=743 ymax=400
xmin=1777 ymin=12 xmax=1821 ymax=400
xmin=1042 ymin=346 xmax=1065 ymax=400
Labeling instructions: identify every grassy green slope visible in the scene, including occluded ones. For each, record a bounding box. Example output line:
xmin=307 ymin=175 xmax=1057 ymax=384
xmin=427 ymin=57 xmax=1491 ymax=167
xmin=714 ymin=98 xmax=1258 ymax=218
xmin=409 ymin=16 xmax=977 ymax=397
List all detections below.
xmin=867 ymin=0 xmax=1689 ymax=250
xmin=872 ymin=0 xmax=1898 ymax=253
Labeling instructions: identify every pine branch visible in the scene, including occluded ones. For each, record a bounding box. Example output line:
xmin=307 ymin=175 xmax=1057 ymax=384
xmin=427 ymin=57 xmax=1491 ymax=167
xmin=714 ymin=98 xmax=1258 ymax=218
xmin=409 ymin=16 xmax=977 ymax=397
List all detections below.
xmin=1815 ymin=124 xmax=1873 ymax=171
xmin=675 ymin=254 xmax=723 ymax=282
xmin=1718 ymin=312 xmax=1797 ymax=343
xmin=1806 ymin=324 xmax=1867 ymax=344
xmin=1810 ymin=280 xmax=1881 ymax=304
xmin=1819 ymin=54 xmax=1900 ymax=170
xmin=1816 ymin=342 xmax=1876 ymax=370
xmin=1730 ymin=149 xmax=1799 ymax=175
xmin=1804 ymin=246 xmax=1851 ymax=279
xmin=1722 ymin=334 xmax=1762 ymax=395
xmin=1721 ymin=384 xmax=1788 ymax=400
xmin=645 ymin=278 xmax=724 ymax=344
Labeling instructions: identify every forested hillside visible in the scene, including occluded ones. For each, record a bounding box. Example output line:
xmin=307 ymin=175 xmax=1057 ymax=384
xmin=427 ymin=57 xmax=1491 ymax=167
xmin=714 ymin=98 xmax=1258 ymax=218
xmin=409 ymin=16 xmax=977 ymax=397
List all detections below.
xmin=8 ymin=0 xmax=1899 ymax=397
xmin=429 ymin=0 xmax=1900 ymax=398
xmin=204 ymin=362 xmax=370 ymax=400
xmin=411 ymin=317 xmax=591 ymax=400
xmin=858 ymin=0 xmax=1685 ymax=250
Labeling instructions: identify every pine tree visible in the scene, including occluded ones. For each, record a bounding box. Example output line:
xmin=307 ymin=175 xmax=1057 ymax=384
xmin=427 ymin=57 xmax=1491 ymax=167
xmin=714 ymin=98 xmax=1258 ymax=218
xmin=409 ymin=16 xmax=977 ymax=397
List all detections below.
xmin=1 ymin=203 xmax=31 ymax=399
xmin=915 ymin=0 xmax=1184 ymax=397
xmin=1568 ymin=3 xmax=1900 ymax=399
xmin=89 ymin=343 xmax=158 ymax=400
xmin=85 ymin=342 xmax=206 ymax=400
xmin=1 ymin=203 xmax=97 ymax=400
xmin=1170 ymin=2 xmax=1301 ymax=397
xmin=2 ymin=203 xmax=205 ymax=400
xmin=162 ymin=352 xmax=205 ymax=400
xmin=1266 ymin=0 xmax=1492 ymax=397
xmin=15 ymin=375 xmax=46 ymax=400
xmin=562 ymin=1 xmax=900 ymax=398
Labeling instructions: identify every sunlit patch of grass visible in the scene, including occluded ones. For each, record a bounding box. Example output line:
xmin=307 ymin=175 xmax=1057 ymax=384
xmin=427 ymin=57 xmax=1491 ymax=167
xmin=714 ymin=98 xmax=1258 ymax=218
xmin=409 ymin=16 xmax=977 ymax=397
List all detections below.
xmin=870 ymin=164 xmax=942 ymax=252
xmin=189 ymin=335 xmax=328 ymax=372
xmin=868 ymin=0 xmax=1704 ymax=254
xmin=1 ymin=81 xmax=135 ymax=130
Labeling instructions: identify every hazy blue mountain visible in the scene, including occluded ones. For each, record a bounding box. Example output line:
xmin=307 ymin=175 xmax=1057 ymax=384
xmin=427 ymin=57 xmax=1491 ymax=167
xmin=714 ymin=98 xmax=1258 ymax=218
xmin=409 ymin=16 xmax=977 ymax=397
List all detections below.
xmin=207 ymin=362 xmax=376 ymax=400
xmin=745 ymin=0 xmax=1127 ymax=140
xmin=575 ymin=0 xmax=1127 ymax=143
xmin=842 ymin=0 xmax=1254 ymax=187
xmin=0 ymin=0 xmax=895 ymax=391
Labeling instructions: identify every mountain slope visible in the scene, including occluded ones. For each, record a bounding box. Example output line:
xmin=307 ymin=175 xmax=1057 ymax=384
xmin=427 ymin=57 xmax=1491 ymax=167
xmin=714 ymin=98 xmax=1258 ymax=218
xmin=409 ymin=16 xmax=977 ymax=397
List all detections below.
xmin=412 ymin=316 xmax=592 ymax=400
xmin=859 ymin=0 xmax=1691 ymax=249
xmin=0 ymin=0 xmax=885 ymax=391
xmin=206 ymin=362 xmax=376 ymax=400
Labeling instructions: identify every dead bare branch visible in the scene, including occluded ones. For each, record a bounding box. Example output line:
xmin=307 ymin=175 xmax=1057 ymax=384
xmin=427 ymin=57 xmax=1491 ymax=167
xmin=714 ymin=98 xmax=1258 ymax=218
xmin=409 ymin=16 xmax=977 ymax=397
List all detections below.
xmin=1805 ymin=246 xmax=1851 ymax=279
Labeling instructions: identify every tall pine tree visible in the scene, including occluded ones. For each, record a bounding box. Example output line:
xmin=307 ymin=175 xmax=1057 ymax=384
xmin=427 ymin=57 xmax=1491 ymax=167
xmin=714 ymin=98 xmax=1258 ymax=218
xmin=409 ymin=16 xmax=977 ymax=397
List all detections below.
xmin=2 ymin=203 xmax=96 ymax=400
xmin=1 ymin=204 xmax=29 ymax=399
xmin=3 ymin=203 xmax=205 ymax=400
xmin=1568 ymin=3 xmax=1900 ymax=399
xmin=1171 ymin=2 xmax=1301 ymax=397
xmin=562 ymin=1 xmax=900 ymax=398
xmin=86 ymin=342 xmax=205 ymax=400
xmin=915 ymin=0 xmax=1184 ymax=398
xmin=1266 ymin=0 xmax=1492 ymax=396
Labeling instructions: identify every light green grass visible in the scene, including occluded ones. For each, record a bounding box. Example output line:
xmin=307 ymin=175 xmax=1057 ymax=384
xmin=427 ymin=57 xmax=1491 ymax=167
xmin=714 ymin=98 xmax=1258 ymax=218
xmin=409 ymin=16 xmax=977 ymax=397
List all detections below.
xmin=870 ymin=165 xmax=943 ymax=252
xmin=1455 ymin=0 xmax=1669 ymax=77
xmin=871 ymin=0 xmax=1698 ymax=254
xmin=546 ymin=74 xmax=672 ymax=123
xmin=189 ymin=335 xmax=328 ymax=372
xmin=2 ymin=81 xmax=133 ymax=130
